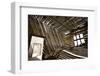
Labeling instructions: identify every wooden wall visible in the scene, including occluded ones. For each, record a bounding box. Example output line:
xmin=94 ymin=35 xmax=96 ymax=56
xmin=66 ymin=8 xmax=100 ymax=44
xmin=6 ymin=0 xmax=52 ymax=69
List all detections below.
xmin=28 ymin=15 xmax=65 ymax=59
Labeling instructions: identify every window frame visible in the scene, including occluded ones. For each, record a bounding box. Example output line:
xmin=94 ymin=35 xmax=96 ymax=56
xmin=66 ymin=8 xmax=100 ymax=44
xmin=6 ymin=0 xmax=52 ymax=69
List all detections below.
xmin=73 ymin=33 xmax=85 ymax=46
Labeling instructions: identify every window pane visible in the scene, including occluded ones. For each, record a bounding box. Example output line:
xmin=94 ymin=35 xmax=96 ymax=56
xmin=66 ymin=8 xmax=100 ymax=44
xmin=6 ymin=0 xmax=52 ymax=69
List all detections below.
xmin=73 ymin=36 xmax=76 ymax=40
xmin=81 ymin=39 xmax=85 ymax=43
xmin=77 ymin=35 xmax=79 ymax=39
xmin=32 ymin=43 xmax=41 ymax=57
xmin=80 ymin=34 xmax=83 ymax=38
xmin=74 ymin=41 xmax=77 ymax=46
xmin=77 ymin=40 xmax=81 ymax=45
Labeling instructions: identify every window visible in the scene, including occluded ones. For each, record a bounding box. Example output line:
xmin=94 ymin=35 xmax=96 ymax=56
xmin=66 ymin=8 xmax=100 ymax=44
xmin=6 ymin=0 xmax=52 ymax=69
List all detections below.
xmin=73 ymin=33 xmax=85 ymax=46
xmin=32 ymin=43 xmax=42 ymax=57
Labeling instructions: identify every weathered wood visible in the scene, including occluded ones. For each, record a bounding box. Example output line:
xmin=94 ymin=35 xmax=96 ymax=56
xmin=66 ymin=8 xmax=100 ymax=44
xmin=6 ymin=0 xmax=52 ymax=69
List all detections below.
xmin=28 ymin=15 xmax=88 ymax=60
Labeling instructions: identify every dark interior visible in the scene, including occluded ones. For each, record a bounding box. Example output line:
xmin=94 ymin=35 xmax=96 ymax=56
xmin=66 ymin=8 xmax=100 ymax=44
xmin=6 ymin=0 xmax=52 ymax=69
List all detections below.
xmin=28 ymin=15 xmax=88 ymax=60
